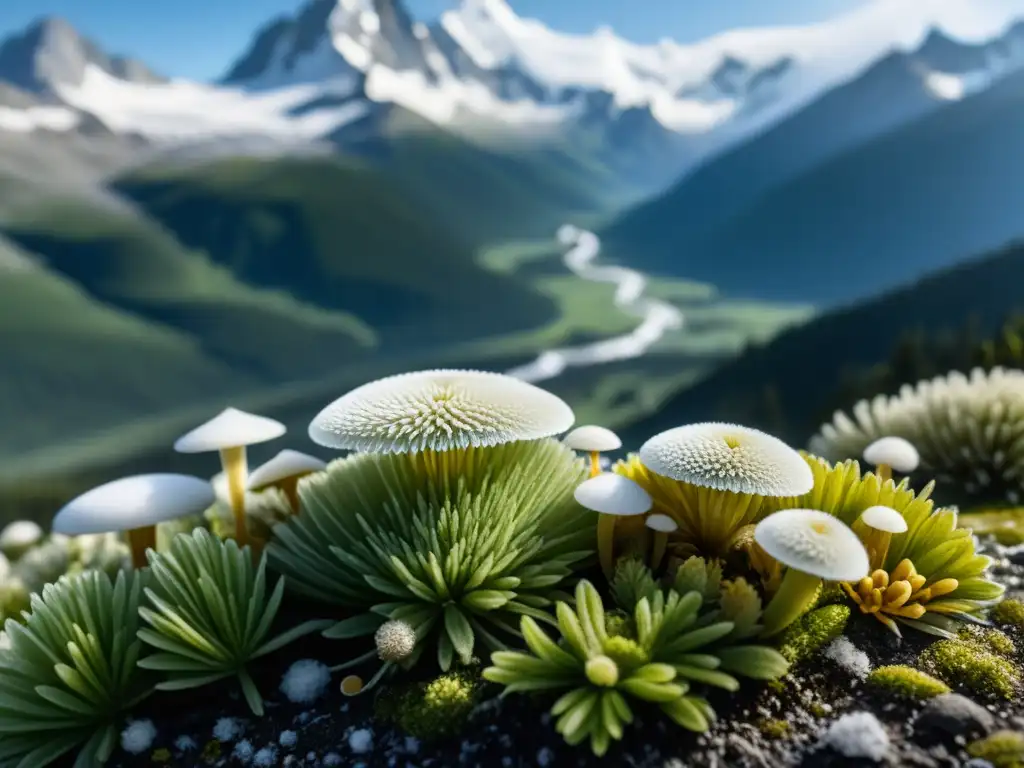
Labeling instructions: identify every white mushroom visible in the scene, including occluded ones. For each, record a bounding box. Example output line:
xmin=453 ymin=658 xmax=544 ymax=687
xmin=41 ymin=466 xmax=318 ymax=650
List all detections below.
xmin=307 ymin=369 xmax=575 ymax=454
xmin=854 ymin=505 xmax=908 ymax=570
xmin=645 ymin=513 xmax=679 ymax=569
xmin=247 ymin=449 xmax=327 ymax=513
xmin=565 ymin=425 xmax=622 ymax=477
xmin=639 ymin=422 xmax=813 ymax=497
xmin=174 ymin=407 xmax=285 ymax=546
xmin=52 ymin=474 xmax=215 ymax=568
xmin=754 ymin=508 xmax=870 ymax=636
xmin=863 ymin=437 xmax=920 ymax=482
xmin=0 ymin=520 xmax=43 ymax=561
xmin=574 ymin=473 xmax=652 ymax=577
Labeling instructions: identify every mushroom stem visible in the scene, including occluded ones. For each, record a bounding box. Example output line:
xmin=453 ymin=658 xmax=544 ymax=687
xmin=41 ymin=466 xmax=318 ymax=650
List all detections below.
xmin=279 ymin=477 xmax=301 ymax=514
xmin=597 ymin=513 xmax=617 ymax=578
xmin=870 ymin=532 xmax=893 ymax=572
xmin=650 ymin=531 xmax=669 ymax=570
xmin=876 ymin=463 xmax=892 ymax=483
xmin=760 ymin=569 xmax=822 ymax=637
xmin=589 ymin=451 xmax=602 ymax=478
xmin=219 ymin=445 xmax=249 ymax=546
xmin=125 ymin=525 xmax=156 ymax=569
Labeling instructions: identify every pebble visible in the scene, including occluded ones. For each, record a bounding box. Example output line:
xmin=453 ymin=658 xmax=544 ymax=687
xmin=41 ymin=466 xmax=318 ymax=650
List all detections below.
xmin=915 ymin=694 xmax=996 ymax=739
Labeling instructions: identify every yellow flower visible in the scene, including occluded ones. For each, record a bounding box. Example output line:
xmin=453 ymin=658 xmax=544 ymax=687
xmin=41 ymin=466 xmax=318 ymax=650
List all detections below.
xmin=842 ymin=559 xmax=959 ymax=636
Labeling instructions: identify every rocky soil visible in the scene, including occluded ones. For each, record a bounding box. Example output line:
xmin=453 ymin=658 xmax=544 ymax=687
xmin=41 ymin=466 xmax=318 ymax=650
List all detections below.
xmin=94 ymin=540 xmax=1024 ymax=768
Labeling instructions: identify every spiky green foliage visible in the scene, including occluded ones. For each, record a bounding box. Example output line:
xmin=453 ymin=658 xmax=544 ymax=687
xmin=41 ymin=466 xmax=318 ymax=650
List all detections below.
xmin=137 ymin=529 xmax=329 ymax=715
xmin=0 ymin=570 xmax=152 ymax=768
xmin=484 ymin=572 xmax=788 ymax=756
xmin=765 ymin=454 xmax=1004 ymax=637
xmin=810 ymin=367 xmax=1024 ymax=507
xmin=267 ymin=439 xmax=592 ymax=672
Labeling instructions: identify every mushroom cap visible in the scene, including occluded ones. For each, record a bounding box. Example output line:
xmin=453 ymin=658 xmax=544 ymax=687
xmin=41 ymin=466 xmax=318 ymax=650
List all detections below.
xmin=174 ymin=407 xmax=286 ymax=454
xmin=308 ymin=369 xmax=575 ymax=453
xmin=863 ymin=436 xmax=919 ymax=473
xmin=753 ymin=508 xmax=870 ymax=582
xmin=574 ymin=474 xmax=653 ymax=516
xmin=638 ymin=422 xmax=814 ymax=496
xmin=859 ymin=504 xmax=908 ymax=534
xmin=645 ymin=513 xmax=679 ymax=532
xmin=564 ymin=425 xmax=622 ymax=453
xmin=52 ymin=474 xmax=216 ymax=535
xmin=247 ymin=449 xmax=327 ymax=490
xmin=0 ymin=520 xmax=43 ymax=549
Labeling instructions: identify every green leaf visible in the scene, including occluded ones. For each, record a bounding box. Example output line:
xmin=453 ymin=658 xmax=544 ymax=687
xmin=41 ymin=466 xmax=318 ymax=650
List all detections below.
xmin=660 ymin=697 xmax=711 ymax=732
xmin=617 ymin=679 xmax=686 ymax=703
xmin=716 ymin=646 xmax=790 ymax=680
xmin=322 ymin=614 xmax=382 ymax=640
xmin=444 ymin=605 xmax=476 ymax=664
xmin=461 ymin=590 xmax=513 ymax=612
xmin=672 ymin=665 xmax=739 ymax=691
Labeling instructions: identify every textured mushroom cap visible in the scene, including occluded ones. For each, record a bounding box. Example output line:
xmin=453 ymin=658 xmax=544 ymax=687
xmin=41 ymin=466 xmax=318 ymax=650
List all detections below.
xmin=52 ymin=474 xmax=216 ymax=535
xmin=754 ymin=508 xmax=870 ymax=581
xmin=863 ymin=436 xmax=920 ymax=474
xmin=0 ymin=520 xmax=43 ymax=549
xmin=574 ymin=473 xmax=653 ymax=516
xmin=248 ymin=449 xmax=327 ymax=490
xmin=639 ymin=422 xmax=813 ymax=496
xmin=859 ymin=504 xmax=908 ymax=534
xmin=565 ymin=425 xmax=622 ymax=452
xmin=645 ymin=513 xmax=679 ymax=532
xmin=174 ymin=407 xmax=286 ymax=454
xmin=308 ymin=369 xmax=575 ymax=453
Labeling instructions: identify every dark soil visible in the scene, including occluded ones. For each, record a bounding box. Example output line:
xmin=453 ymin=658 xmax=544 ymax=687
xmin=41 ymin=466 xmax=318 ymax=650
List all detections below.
xmin=97 ymin=544 xmax=1024 ymax=768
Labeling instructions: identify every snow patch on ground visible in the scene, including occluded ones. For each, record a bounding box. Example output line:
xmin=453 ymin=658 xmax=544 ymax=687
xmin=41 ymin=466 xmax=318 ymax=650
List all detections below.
xmin=824 ymin=636 xmax=872 ymax=679
xmin=120 ymin=719 xmax=157 ymax=755
xmin=348 ymin=728 xmax=373 ymax=754
xmin=0 ymin=105 xmax=80 ymax=133
xmin=213 ymin=717 xmax=245 ymax=742
xmin=822 ymin=711 xmax=890 ymax=761
xmin=281 ymin=659 xmax=332 ymax=704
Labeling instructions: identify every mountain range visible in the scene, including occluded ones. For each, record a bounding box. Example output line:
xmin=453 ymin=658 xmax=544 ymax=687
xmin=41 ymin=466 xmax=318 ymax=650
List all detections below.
xmin=2 ymin=0 xmax=1024 ymax=493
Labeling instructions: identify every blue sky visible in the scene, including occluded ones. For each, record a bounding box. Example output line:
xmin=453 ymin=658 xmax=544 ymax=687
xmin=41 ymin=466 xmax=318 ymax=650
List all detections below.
xmin=0 ymin=0 xmax=862 ymax=81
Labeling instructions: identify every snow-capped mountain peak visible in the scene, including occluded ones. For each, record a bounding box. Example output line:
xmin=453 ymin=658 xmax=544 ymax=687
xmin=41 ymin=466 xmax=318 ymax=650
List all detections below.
xmin=0 ymin=16 xmax=163 ymax=98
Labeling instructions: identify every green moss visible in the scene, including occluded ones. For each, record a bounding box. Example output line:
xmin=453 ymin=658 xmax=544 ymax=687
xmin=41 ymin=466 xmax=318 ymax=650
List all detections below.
xmin=959 ymin=509 xmax=1024 ymax=546
xmin=992 ymin=599 xmax=1024 ymax=632
xmin=867 ymin=665 xmax=950 ymax=699
xmin=921 ymin=636 xmax=1021 ymax=700
xmin=967 ymin=730 xmax=1024 ymax=768
xmin=151 ymin=748 xmax=172 ymax=763
xmin=200 ymin=740 xmax=221 ymax=763
xmin=605 ymin=611 xmax=635 ymax=639
xmin=778 ymin=604 xmax=851 ymax=664
xmin=377 ymin=670 xmax=482 ymax=741
xmin=760 ymin=719 xmax=790 ymax=740
xmin=808 ymin=701 xmax=830 ymax=718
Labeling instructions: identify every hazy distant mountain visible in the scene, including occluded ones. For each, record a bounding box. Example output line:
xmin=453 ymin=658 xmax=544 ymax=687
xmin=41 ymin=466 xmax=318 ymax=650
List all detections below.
xmin=603 ymin=19 xmax=1024 ymax=305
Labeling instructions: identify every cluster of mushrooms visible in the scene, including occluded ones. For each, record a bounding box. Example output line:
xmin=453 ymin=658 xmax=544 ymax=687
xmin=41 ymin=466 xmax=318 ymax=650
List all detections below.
xmin=44 ymin=371 xmax=928 ymax=645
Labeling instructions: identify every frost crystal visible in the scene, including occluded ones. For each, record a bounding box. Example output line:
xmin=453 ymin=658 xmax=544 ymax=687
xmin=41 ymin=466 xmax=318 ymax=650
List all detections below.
xmin=120 ymin=720 xmax=157 ymax=755
xmin=823 ymin=711 xmax=890 ymax=760
xmin=280 ymin=659 xmax=331 ymax=704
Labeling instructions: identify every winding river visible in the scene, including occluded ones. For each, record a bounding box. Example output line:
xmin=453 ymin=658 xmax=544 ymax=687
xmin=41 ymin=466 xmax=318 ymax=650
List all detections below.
xmin=505 ymin=225 xmax=685 ymax=383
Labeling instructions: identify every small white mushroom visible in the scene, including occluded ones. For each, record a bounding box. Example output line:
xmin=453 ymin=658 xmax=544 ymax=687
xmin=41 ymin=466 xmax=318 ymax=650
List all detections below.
xmin=645 ymin=513 xmax=679 ymax=569
xmin=307 ymin=369 xmax=575 ymax=454
xmin=639 ymin=422 xmax=813 ymax=497
xmin=565 ymin=426 xmax=622 ymax=478
xmin=855 ymin=505 xmax=908 ymax=570
xmin=0 ymin=520 xmax=43 ymax=561
xmin=174 ymin=408 xmax=285 ymax=546
xmin=52 ymin=474 xmax=215 ymax=568
xmin=574 ymin=473 xmax=652 ymax=577
xmin=247 ymin=449 xmax=327 ymax=513
xmin=755 ymin=508 xmax=870 ymax=636
xmin=863 ymin=437 xmax=919 ymax=482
